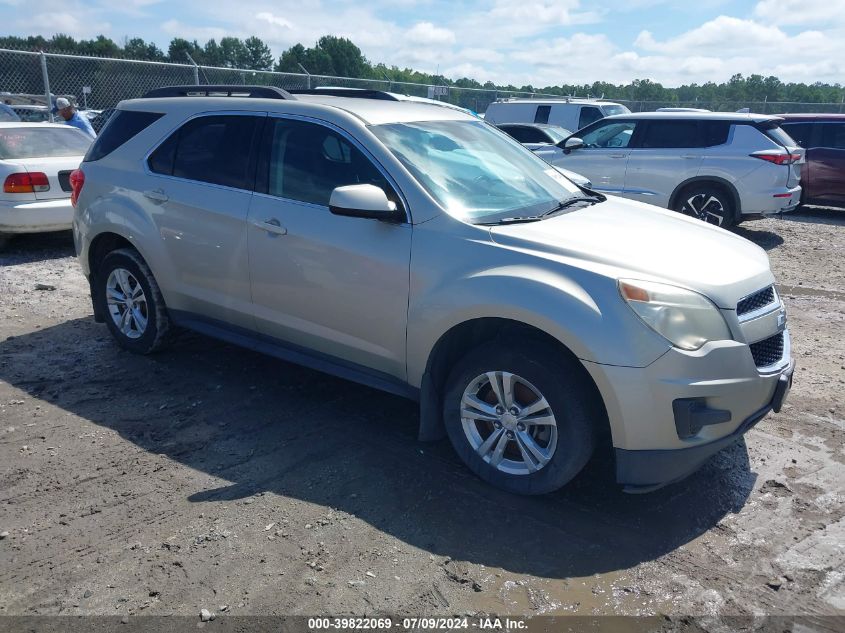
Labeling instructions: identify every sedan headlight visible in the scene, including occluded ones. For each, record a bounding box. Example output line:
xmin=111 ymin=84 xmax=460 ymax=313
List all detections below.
xmin=619 ymin=279 xmax=732 ymax=351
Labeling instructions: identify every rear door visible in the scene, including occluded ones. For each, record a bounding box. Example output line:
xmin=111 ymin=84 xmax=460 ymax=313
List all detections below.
xmin=805 ymin=121 xmax=845 ymax=206
xmin=549 ymin=119 xmax=638 ymax=195
xmin=144 ymin=112 xmax=263 ymax=329
xmin=623 ymin=119 xmax=714 ymax=207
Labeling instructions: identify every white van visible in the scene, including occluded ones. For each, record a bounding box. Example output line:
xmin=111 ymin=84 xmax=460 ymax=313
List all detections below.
xmin=485 ymin=98 xmax=630 ymax=133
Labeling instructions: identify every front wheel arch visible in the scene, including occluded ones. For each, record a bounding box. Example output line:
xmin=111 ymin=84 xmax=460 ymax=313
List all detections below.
xmin=419 ymin=318 xmax=610 ymax=447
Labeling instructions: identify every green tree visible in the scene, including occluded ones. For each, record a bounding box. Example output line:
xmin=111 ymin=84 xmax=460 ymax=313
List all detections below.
xmin=242 ymin=36 xmax=273 ymax=70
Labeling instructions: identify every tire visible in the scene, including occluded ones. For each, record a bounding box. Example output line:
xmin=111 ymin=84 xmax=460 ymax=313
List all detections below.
xmin=442 ymin=339 xmax=597 ymax=495
xmin=97 ymin=248 xmax=172 ymax=354
xmin=673 ymin=183 xmax=736 ymax=228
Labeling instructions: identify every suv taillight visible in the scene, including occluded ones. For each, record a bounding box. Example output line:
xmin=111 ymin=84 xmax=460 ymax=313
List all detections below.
xmin=3 ymin=172 xmax=50 ymax=193
xmin=69 ymin=169 xmax=85 ymax=207
xmin=751 ymin=152 xmax=801 ymax=165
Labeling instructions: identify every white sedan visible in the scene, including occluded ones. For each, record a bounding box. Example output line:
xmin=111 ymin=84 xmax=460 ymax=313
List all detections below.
xmin=0 ymin=122 xmax=92 ymax=249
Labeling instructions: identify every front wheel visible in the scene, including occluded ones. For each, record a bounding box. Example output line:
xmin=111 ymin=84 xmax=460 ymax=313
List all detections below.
xmin=442 ymin=340 xmax=597 ymax=495
xmin=673 ymin=184 xmax=736 ymax=228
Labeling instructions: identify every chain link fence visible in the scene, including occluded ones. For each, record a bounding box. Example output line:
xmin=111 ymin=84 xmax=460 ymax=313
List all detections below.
xmin=2 ymin=47 xmax=844 ymax=120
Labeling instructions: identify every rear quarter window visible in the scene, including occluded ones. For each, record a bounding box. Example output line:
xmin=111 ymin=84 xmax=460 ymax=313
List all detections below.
xmin=84 ymin=110 xmax=163 ymax=162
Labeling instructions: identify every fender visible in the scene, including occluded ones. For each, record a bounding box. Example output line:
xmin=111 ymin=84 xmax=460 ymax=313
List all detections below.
xmin=406 ymin=264 xmax=669 ymax=389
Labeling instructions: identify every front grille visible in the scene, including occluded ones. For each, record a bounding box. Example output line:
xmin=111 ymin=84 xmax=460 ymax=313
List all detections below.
xmin=737 ymin=286 xmax=775 ymax=316
xmin=58 ymin=171 xmax=72 ymax=193
xmin=750 ymin=332 xmax=784 ymax=368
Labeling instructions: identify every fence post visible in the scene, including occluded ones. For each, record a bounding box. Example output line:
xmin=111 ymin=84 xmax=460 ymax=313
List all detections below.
xmin=185 ymin=52 xmax=200 ymax=85
xmin=39 ymin=51 xmax=53 ymax=122
xmin=297 ymin=63 xmax=311 ymax=89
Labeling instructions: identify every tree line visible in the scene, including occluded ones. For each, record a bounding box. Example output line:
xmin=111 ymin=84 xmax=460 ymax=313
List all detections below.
xmin=2 ymin=33 xmax=843 ymax=104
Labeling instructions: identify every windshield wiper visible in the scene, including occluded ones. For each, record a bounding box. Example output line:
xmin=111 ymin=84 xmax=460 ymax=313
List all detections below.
xmin=477 ymin=194 xmax=606 ymax=226
xmin=540 ymin=195 xmax=604 ymax=218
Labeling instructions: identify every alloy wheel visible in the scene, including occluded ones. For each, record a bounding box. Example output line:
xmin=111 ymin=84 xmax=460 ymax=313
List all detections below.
xmin=680 ymin=193 xmax=726 ymax=226
xmin=460 ymin=371 xmax=558 ymax=475
xmin=105 ymin=268 xmax=149 ymax=339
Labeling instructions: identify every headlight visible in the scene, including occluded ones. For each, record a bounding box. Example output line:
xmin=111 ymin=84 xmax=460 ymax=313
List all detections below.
xmin=619 ymin=279 xmax=732 ymax=351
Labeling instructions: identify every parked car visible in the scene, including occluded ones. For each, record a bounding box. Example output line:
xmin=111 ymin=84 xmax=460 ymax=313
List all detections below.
xmin=0 ymin=122 xmax=92 ymax=249
xmin=538 ymin=112 xmax=804 ymax=227
xmin=496 ymin=122 xmax=572 ymax=145
xmin=11 ymin=105 xmax=51 ymax=122
xmin=779 ymin=114 xmax=845 ymax=209
xmin=484 ymin=98 xmax=630 ymax=132
xmin=89 ymin=108 xmax=115 ymax=134
xmin=72 ymin=85 xmax=793 ymax=495
xmin=495 ymin=123 xmax=592 ymax=187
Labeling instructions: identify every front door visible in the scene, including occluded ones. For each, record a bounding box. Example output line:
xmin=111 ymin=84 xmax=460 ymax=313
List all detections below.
xmin=246 ymin=116 xmax=412 ymax=380
xmin=550 ymin=119 xmax=638 ymax=195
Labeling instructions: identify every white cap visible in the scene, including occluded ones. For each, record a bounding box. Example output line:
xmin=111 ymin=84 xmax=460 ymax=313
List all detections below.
xmin=55 ymin=97 xmax=71 ymax=109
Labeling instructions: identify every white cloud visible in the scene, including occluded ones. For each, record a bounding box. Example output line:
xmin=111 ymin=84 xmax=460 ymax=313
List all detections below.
xmin=19 ymin=12 xmax=111 ymax=39
xmin=255 ymin=12 xmax=294 ymax=30
xmin=753 ymin=0 xmax=845 ymax=25
xmin=405 ymin=21 xmax=456 ymax=45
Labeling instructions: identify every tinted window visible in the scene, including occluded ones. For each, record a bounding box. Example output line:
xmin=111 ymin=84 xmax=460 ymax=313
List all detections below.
xmin=84 ymin=110 xmax=162 ymax=162
xmin=781 ymin=123 xmax=813 ymax=148
xmin=262 ymin=118 xmax=393 ymax=207
xmin=702 ymin=121 xmax=730 ymax=147
xmin=534 ymin=106 xmax=551 ymax=124
xmin=580 ymin=121 xmax=636 ymax=148
xmin=149 ymin=115 xmax=260 ymax=190
xmin=640 ymin=120 xmax=701 ymax=148
xmin=0 ymin=126 xmax=92 ymax=159
xmin=759 ymin=123 xmax=799 ymax=148
xmin=501 ymin=126 xmax=549 ymax=144
xmin=578 ymin=106 xmax=603 ymax=129
xmin=819 ymin=123 xmax=845 ymax=149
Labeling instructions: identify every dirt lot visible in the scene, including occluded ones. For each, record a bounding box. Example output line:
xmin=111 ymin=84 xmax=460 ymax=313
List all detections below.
xmin=0 ymin=210 xmax=843 ymax=622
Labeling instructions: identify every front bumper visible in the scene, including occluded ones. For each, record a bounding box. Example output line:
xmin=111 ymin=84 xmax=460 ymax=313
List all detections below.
xmin=0 ymin=198 xmax=74 ymax=234
xmin=616 ymin=361 xmax=794 ymax=492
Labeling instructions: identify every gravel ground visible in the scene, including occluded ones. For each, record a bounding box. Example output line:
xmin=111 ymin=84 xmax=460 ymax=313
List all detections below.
xmin=0 ymin=209 xmax=843 ymax=621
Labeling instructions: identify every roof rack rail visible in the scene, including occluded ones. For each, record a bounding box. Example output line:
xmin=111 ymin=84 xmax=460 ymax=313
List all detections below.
xmin=288 ymin=88 xmax=400 ymax=101
xmin=141 ymin=85 xmax=296 ymax=100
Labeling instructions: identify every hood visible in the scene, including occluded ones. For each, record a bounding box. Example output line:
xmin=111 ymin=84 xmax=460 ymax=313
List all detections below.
xmin=488 ymin=196 xmax=774 ymax=310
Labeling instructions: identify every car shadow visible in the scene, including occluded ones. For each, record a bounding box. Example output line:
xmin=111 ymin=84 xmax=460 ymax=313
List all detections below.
xmin=0 ymin=318 xmax=757 ymax=579
xmin=788 ymin=206 xmax=845 ymax=226
xmin=731 ymin=225 xmax=784 ymax=250
xmin=0 ymin=231 xmax=75 ymax=264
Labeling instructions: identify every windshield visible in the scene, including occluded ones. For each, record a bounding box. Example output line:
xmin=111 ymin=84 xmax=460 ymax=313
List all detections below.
xmin=370 ymin=120 xmax=581 ymax=222
xmin=0 ymin=126 xmax=92 ymax=159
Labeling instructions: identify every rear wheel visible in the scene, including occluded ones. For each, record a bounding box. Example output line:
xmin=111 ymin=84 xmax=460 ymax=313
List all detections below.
xmin=673 ymin=183 xmax=736 ymax=228
xmin=442 ymin=340 xmax=597 ymax=495
xmin=97 ymin=248 xmax=172 ymax=354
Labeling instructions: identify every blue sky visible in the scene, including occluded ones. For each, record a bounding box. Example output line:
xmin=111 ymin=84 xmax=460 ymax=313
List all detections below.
xmin=2 ymin=0 xmax=844 ymax=87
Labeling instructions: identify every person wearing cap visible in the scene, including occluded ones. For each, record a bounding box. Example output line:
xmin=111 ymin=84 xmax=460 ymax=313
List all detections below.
xmin=54 ymin=97 xmax=96 ymax=139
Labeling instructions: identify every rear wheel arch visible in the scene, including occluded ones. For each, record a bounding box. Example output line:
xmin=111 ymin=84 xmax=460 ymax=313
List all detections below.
xmin=669 ymin=176 xmax=741 ymax=217
xmin=87 ymin=232 xmax=157 ymax=323
xmin=418 ymin=317 xmax=610 ymax=446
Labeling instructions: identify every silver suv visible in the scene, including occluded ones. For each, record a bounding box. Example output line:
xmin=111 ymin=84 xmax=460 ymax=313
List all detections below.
xmin=534 ymin=112 xmax=804 ymax=227
xmin=72 ymin=86 xmax=794 ymax=494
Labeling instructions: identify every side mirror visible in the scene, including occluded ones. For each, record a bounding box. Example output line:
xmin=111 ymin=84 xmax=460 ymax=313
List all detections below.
xmin=560 ymin=137 xmax=584 ymax=152
xmin=329 ymin=184 xmax=402 ymax=222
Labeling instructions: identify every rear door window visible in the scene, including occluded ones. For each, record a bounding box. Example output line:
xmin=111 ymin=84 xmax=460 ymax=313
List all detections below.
xmin=502 ymin=126 xmax=548 ymax=144
xmin=578 ymin=106 xmax=603 ymax=129
xmin=148 ymin=115 xmax=261 ymax=190
xmin=819 ymin=123 xmax=845 ymax=149
xmin=534 ymin=105 xmax=551 ymax=124
xmin=84 ymin=110 xmax=162 ymax=162
xmin=639 ymin=120 xmax=701 ymax=148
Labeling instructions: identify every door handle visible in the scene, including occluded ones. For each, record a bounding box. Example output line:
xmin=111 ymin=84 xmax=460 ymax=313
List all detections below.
xmin=610 ymin=153 xmax=626 ymax=159
xmin=681 ymin=154 xmax=701 ymax=159
xmin=143 ymin=188 xmax=168 ymax=203
xmin=254 ymin=217 xmax=288 ymax=236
